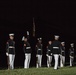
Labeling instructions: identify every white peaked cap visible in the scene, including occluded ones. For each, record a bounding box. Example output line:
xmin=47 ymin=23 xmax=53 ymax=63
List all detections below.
xmin=9 ymin=33 xmax=14 ymax=36
xmin=54 ymin=35 xmax=59 ymax=38
xmin=37 ymin=37 xmax=42 ymax=40
xmin=70 ymin=43 xmax=74 ymax=45
xmin=61 ymin=42 xmax=65 ymax=44
xmin=40 ymin=37 xmax=42 ymax=39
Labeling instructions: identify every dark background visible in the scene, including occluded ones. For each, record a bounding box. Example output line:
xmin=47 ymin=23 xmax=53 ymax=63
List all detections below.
xmin=0 ymin=0 xmax=76 ymax=69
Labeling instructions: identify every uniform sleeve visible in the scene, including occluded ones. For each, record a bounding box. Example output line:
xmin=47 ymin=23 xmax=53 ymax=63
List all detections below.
xmin=35 ymin=44 xmax=38 ymax=54
xmin=41 ymin=44 xmax=43 ymax=54
xmin=28 ymin=42 xmax=32 ymax=53
xmin=6 ymin=42 xmax=9 ymax=53
xmin=46 ymin=46 xmax=48 ymax=54
xmin=74 ymin=49 xmax=75 ymax=56
xmin=60 ymin=46 xmax=62 ymax=54
xmin=50 ymin=45 xmax=53 ymax=52
xmin=36 ymin=44 xmax=38 ymax=49
xmin=23 ymin=43 xmax=26 ymax=53
xmin=51 ymin=43 xmax=53 ymax=53
xmin=27 ymin=35 xmax=29 ymax=40
xmin=64 ymin=48 xmax=65 ymax=55
xmin=69 ymin=48 xmax=71 ymax=56
xmin=13 ymin=41 xmax=15 ymax=54
xmin=14 ymin=41 xmax=15 ymax=47
xmin=59 ymin=42 xmax=62 ymax=54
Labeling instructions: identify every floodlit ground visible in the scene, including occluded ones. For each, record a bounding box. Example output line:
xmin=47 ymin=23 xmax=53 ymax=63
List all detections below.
xmin=0 ymin=67 xmax=76 ymax=75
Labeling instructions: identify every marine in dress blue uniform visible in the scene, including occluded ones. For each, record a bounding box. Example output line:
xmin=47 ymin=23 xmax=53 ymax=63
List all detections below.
xmin=51 ymin=35 xmax=61 ymax=70
xmin=69 ymin=43 xmax=74 ymax=67
xmin=60 ymin=42 xmax=65 ymax=67
xmin=22 ymin=31 xmax=32 ymax=69
xmin=46 ymin=41 xmax=52 ymax=68
xmin=6 ymin=33 xmax=15 ymax=70
xmin=36 ymin=38 xmax=43 ymax=68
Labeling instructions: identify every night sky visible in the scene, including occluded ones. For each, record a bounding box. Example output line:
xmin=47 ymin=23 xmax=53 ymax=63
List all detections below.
xmin=0 ymin=1 xmax=76 ymax=68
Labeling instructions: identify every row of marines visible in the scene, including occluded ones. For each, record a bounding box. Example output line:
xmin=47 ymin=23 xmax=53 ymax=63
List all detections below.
xmin=6 ymin=31 xmax=75 ymax=70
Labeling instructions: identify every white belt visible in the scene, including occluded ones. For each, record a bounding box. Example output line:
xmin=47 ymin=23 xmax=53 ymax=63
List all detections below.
xmin=9 ymin=46 xmax=15 ymax=48
xmin=38 ymin=49 xmax=41 ymax=50
xmin=71 ymin=52 xmax=74 ymax=53
xmin=48 ymin=50 xmax=51 ymax=51
xmin=53 ymin=47 xmax=59 ymax=49
xmin=62 ymin=51 xmax=64 ymax=52
xmin=26 ymin=47 xmax=31 ymax=49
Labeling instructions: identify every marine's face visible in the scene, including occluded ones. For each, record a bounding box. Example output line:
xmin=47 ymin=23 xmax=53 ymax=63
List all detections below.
xmin=39 ymin=40 xmax=42 ymax=43
xmin=55 ymin=37 xmax=59 ymax=40
xmin=49 ymin=41 xmax=52 ymax=44
xmin=10 ymin=36 xmax=14 ymax=40
xmin=62 ymin=43 xmax=65 ymax=46
xmin=24 ymin=38 xmax=27 ymax=42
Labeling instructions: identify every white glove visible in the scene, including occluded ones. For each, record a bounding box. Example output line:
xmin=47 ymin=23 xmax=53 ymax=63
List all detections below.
xmin=6 ymin=53 xmax=8 ymax=56
xmin=70 ymin=56 xmax=74 ymax=58
xmin=59 ymin=54 xmax=61 ymax=56
xmin=27 ymin=31 xmax=29 ymax=35
xmin=36 ymin=55 xmax=38 ymax=57
xmin=22 ymin=36 xmax=25 ymax=41
xmin=51 ymin=53 xmax=53 ymax=55
xmin=46 ymin=54 xmax=48 ymax=56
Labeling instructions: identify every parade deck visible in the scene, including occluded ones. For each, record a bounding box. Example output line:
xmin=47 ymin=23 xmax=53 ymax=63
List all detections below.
xmin=0 ymin=67 xmax=76 ymax=75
